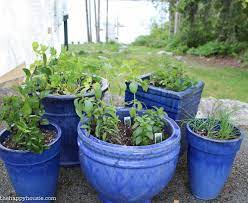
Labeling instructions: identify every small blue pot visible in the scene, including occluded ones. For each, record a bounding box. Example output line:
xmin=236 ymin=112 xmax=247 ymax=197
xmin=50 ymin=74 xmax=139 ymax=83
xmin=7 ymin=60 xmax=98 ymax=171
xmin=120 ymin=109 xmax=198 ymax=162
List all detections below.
xmin=0 ymin=123 xmax=61 ymax=203
xmin=186 ymin=123 xmax=243 ymax=200
xmin=42 ymin=78 xmax=108 ymax=166
xmin=77 ymin=108 xmax=181 ymax=203
xmin=125 ymin=73 xmax=204 ymax=153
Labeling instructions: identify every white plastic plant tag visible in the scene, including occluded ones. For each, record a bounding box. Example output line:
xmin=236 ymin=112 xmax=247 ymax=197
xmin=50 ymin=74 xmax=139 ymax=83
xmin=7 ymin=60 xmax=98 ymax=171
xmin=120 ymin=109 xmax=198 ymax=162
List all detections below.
xmin=155 ymin=133 xmax=163 ymax=144
xmin=124 ymin=116 xmax=131 ymax=127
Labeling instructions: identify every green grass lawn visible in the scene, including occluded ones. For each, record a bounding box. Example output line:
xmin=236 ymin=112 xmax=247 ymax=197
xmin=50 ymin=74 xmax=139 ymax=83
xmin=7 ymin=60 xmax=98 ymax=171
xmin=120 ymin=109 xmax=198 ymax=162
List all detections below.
xmin=69 ymin=44 xmax=248 ymax=103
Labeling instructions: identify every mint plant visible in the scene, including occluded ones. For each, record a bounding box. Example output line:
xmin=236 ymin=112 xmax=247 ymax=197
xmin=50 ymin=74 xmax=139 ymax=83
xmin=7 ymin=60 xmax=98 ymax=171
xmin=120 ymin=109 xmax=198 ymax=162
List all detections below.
xmin=132 ymin=108 xmax=166 ymax=145
xmin=128 ymin=82 xmax=167 ymax=145
xmin=0 ymin=90 xmax=49 ymax=153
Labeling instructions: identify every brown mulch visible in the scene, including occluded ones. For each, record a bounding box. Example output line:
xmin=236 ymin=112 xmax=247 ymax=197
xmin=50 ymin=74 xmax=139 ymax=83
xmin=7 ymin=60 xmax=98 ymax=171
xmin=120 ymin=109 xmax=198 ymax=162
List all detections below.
xmin=183 ymin=55 xmax=242 ymax=68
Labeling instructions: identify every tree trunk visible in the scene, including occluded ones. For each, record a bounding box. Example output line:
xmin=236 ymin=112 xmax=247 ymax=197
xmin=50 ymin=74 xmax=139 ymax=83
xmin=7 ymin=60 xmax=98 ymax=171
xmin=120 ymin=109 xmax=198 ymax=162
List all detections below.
xmin=85 ymin=0 xmax=91 ymax=42
xmin=88 ymin=0 xmax=92 ymax=42
xmin=97 ymin=0 xmax=100 ymax=42
xmin=168 ymin=1 xmax=173 ymax=37
xmin=94 ymin=0 xmax=98 ymax=42
xmin=106 ymin=0 xmax=109 ymax=42
xmin=174 ymin=0 xmax=179 ymax=34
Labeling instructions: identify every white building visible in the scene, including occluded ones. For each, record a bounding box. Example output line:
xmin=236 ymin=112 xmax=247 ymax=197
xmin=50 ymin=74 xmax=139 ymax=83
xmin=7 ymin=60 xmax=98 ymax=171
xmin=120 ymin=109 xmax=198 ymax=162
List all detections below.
xmin=0 ymin=0 xmax=67 ymax=77
xmin=0 ymin=0 xmax=167 ymax=78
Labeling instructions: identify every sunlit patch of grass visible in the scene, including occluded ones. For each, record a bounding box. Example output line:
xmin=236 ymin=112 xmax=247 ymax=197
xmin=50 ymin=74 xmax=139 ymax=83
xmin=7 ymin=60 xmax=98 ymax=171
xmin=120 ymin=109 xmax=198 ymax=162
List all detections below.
xmin=69 ymin=44 xmax=248 ymax=103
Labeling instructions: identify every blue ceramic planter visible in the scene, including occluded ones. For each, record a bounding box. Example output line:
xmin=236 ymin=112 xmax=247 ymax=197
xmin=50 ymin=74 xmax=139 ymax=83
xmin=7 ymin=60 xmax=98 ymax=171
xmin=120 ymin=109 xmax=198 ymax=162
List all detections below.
xmin=42 ymin=78 xmax=108 ymax=166
xmin=186 ymin=123 xmax=243 ymax=200
xmin=0 ymin=123 xmax=61 ymax=203
xmin=125 ymin=73 xmax=204 ymax=153
xmin=77 ymin=108 xmax=181 ymax=203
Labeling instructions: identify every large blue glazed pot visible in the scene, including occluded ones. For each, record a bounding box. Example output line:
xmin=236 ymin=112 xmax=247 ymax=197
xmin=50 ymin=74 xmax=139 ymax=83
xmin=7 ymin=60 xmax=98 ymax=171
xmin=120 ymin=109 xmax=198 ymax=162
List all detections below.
xmin=186 ymin=123 xmax=243 ymax=200
xmin=77 ymin=108 xmax=181 ymax=203
xmin=42 ymin=78 xmax=108 ymax=166
xmin=0 ymin=123 xmax=61 ymax=203
xmin=125 ymin=73 xmax=204 ymax=153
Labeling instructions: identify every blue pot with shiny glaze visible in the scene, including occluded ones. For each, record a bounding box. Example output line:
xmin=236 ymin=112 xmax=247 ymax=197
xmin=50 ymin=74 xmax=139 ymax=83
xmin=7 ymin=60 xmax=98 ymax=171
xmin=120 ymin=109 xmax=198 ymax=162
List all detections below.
xmin=42 ymin=78 xmax=108 ymax=166
xmin=77 ymin=108 xmax=181 ymax=203
xmin=186 ymin=123 xmax=243 ymax=200
xmin=0 ymin=123 xmax=61 ymax=203
xmin=125 ymin=73 xmax=204 ymax=153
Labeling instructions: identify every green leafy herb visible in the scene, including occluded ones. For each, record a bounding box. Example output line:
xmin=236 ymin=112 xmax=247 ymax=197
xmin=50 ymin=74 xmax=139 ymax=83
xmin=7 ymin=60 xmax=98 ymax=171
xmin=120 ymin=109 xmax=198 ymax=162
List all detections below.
xmin=187 ymin=105 xmax=239 ymax=140
xmin=150 ymin=62 xmax=197 ymax=92
xmin=0 ymin=92 xmax=48 ymax=153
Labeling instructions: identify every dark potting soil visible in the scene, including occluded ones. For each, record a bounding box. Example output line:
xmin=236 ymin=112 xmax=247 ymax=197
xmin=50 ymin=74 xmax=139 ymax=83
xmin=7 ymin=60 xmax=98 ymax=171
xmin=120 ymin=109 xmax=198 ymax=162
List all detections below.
xmin=43 ymin=129 xmax=56 ymax=145
xmin=195 ymin=129 xmax=240 ymax=140
xmin=196 ymin=130 xmax=208 ymax=137
xmin=111 ymin=123 xmax=134 ymax=146
xmin=106 ymin=123 xmax=158 ymax=146
xmin=2 ymin=129 xmax=56 ymax=151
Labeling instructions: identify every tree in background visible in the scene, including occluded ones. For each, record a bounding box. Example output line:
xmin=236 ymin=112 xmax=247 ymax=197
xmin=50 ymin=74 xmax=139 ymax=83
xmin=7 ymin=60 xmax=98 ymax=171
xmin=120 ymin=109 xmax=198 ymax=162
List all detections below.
xmin=106 ymin=0 xmax=109 ymax=42
xmin=85 ymin=0 xmax=92 ymax=42
xmin=147 ymin=0 xmax=248 ymax=58
xmin=94 ymin=0 xmax=100 ymax=42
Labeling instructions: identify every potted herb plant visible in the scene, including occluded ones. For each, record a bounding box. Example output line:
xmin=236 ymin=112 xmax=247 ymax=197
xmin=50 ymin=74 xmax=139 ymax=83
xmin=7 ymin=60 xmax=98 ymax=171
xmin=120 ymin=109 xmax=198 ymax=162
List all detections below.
xmin=75 ymin=84 xmax=181 ymax=203
xmin=23 ymin=42 xmax=108 ymax=166
xmin=125 ymin=61 xmax=204 ymax=152
xmin=186 ymin=107 xmax=243 ymax=200
xmin=0 ymin=87 xmax=61 ymax=200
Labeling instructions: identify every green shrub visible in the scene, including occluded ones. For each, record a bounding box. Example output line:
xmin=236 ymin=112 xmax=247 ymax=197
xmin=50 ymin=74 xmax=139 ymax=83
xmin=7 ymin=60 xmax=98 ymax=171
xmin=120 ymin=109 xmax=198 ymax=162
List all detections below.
xmin=165 ymin=34 xmax=189 ymax=54
xmin=187 ymin=41 xmax=248 ymax=57
xmin=132 ymin=24 xmax=168 ymax=48
xmin=241 ymin=49 xmax=248 ymax=66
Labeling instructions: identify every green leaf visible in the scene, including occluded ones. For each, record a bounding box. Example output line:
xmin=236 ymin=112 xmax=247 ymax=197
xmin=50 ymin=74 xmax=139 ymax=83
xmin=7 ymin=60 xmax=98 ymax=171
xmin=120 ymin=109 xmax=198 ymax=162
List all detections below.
xmin=93 ymin=82 xmax=102 ymax=99
xmin=135 ymin=136 xmax=142 ymax=145
xmin=41 ymin=45 xmax=48 ymax=52
xmin=137 ymin=101 xmax=143 ymax=110
xmin=81 ymin=124 xmax=89 ymax=129
xmin=22 ymin=101 xmax=32 ymax=116
xmin=129 ymin=81 xmax=138 ymax=94
xmin=50 ymin=47 xmax=57 ymax=56
xmin=41 ymin=67 xmax=52 ymax=76
xmin=40 ymin=119 xmax=49 ymax=125
xmin=84 ymin=100 xmax=93 ymax=114
xmin=130 ymin=107 xmax=136 ymax=118
xmin=23 ymin=68 xmax=31 ymax=79
xmin=32 ymin=42 xmax=39 ymax=51
xmin=146 ymin=132 xmax=154 ymax=140
xmin=42 ymin=53 xmax=47 ymax=66
xmin=140 ymin=79 xmax=149 ymax=92
xmin=133 ymin=127 xmax=143 ymax=137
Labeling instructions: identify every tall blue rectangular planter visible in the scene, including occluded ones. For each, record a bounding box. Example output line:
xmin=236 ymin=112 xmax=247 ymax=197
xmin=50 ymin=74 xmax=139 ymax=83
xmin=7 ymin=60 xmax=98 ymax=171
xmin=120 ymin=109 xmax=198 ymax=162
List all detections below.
xmin=125 ymin=74 xmax=204 ymax=153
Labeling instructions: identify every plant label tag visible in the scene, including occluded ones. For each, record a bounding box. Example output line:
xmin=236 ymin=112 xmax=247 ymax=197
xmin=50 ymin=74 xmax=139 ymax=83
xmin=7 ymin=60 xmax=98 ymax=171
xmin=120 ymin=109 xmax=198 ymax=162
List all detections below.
xmin=155 ymin=133 xmax=163 ymax=144
xmin=124 ymin=116 xmax=131 ymax=127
